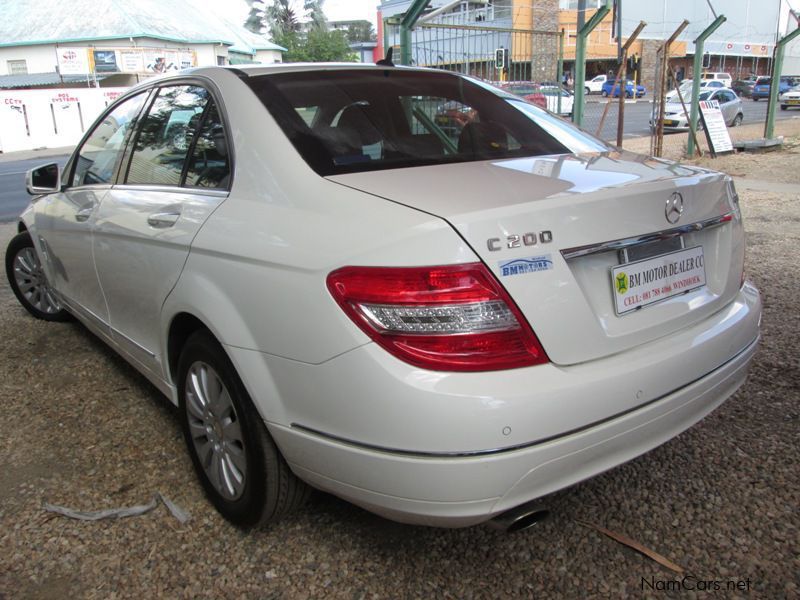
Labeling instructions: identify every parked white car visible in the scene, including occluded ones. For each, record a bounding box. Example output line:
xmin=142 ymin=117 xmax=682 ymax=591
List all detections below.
xmin=540 ymin=84 xmax=574 ymax=116
xmin=779 ymin=84 xmax=800 ymax=110
xmin=585 ymin=74 xmax=607 ymax=94
xmin=666 ymin=79 xmax=726 ymax=103
xmin=7 ymin=65 xmax=761 ymax=531
xmin=701 ymin=72 xmax=733 ymax=87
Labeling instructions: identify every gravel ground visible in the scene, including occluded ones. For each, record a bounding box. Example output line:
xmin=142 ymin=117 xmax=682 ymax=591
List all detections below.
xmin=1 ymin=144 xmax=798 ymax=599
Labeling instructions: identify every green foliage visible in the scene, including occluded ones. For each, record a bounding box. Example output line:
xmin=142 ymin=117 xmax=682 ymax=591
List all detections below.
xmin=275 ymin=28 xmax=357 ymax=63
xmin=304 ymin=0 xmax=328 ymax=31
xmin=344 ymin=20 xmax=376 ymax=43
xmin=244 ymin=0 xmax=266 ymax=33
xmin=267 ymin=0 xmax=300 ymax=35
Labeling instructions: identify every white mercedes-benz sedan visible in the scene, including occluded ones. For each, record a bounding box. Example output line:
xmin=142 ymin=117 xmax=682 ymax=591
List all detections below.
xmin=6 ymin=64 xmax=761 ymax=532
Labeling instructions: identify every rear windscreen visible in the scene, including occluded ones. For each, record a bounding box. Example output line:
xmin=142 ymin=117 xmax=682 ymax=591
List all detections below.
xmin=244 ymin=69 xmax=605 ymax=176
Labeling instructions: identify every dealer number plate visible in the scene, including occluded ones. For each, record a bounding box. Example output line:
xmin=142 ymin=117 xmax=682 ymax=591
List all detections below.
xmin=611 ymin=246 xmax=706 ymax=315
xmin=787 ymin=99 xmax=800 ymax=105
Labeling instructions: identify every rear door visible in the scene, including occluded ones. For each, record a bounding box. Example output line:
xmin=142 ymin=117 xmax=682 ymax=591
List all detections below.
xmin=716 ymin=90 xmax=737 ymax=123
xmin=92 ymin=83 xmax=231 ymax=376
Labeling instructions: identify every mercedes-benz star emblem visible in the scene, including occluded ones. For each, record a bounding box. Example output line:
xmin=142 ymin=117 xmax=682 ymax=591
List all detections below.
xmin=665 ymin=192 xmax=684 ymax=224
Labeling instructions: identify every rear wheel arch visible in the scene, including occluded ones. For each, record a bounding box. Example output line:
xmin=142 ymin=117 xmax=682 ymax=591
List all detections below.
xmin=17 ymin=221 xmax=28 ymax=233
xmin=167 ymin=312 xmax=214 ymax=386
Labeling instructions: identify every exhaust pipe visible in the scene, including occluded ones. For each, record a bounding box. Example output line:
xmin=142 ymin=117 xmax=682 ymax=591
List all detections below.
xmin=487 ymin=501 xmax=550 ymax=533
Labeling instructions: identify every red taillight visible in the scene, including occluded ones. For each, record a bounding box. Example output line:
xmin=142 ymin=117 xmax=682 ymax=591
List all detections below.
xmin=326 ymin=263 xmax=549 ymax=372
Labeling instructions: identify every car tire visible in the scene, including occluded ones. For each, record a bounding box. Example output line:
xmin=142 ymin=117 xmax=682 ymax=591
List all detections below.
xmin=584 ymin=87 xmax=590 ymax=95
xmin=732 ymin=114 xmax=743 ymax=126
xmin=177 ymin=330 xmax=310 ymax=528
xmin=601 ymin=90 xmax=608 ymax=97
xmin=753 ymin=96 xmax=759 ymax=101
xmin=5 ymin=231 xmax=70 ymax=322
xmin=780 ymin=104 xmax=787 ymax=111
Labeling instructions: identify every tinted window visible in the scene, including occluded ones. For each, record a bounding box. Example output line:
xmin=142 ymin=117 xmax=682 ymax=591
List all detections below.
xmin=72 ymin=93 xmax=146 ymax=186
xmin=184 ymin=100 xmax=231 ymax=189
xmin=126 ymin=86 xmax=208 ymax=186
xmin=245 ymin=69 xmax=572 ymax=176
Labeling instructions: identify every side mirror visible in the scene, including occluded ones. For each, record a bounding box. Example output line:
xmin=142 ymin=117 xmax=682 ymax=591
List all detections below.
xmin=26 ymin=162 xmax=61 ymax=195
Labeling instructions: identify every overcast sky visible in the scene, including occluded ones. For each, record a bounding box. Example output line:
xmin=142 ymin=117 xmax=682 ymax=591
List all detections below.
xmin=324 ymin=0 xmax=379 ymax=26
xmin=205 ymin=0 xmax=379 ymax=28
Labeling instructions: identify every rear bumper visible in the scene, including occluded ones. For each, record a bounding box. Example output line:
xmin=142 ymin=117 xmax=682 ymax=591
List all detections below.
xmin=270 ymin=334 xmax=758 ymax=527
xmin=231 ymin=283 xmax=762 ymax=527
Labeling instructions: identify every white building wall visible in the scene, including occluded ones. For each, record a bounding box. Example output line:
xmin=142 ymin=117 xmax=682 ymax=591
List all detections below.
xmin=0 ymin=45 xmax=60 ymax=75
xmin=0 ymin=87 xmax=128 ymax=152
xmin=255 ymin=49 xmax=282 ymax=63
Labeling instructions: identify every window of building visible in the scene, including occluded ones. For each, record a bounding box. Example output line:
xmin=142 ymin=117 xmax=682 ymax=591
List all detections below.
xmin=216 ymin=56 xmax=227 ymax=66
xmin=7 ymin=60 xmax=27 ymax=75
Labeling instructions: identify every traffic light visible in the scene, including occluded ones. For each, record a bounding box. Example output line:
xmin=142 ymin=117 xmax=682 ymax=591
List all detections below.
xmin=495 ymin=47 xmax=509 ymax=71
xmin=702 ymin=52 xmax=711 ymax=69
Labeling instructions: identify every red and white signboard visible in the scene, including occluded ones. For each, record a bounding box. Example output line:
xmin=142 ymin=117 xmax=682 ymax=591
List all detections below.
xmin=57 ymin=48 xmax=91 ymax=75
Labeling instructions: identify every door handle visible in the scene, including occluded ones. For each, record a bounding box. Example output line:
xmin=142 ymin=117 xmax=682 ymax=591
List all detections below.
xmin=147 ymin=210 xmax=181 ymax=228
xmin=75 ymin=205 xmax=94 ymax=222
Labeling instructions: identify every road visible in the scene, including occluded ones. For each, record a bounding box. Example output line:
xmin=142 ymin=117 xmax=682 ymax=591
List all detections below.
xmin=0 ymin=154 xmax=68 ymax=223
xmin=584 ymin=96 xmax=798 ymax=141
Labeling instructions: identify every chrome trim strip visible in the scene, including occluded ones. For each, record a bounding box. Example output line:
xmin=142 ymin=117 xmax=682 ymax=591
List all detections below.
xmin=560 ymin=212 xmax=735 ymax=261
xmin=110 ymin=326 xmax=157 ymax=359
xmin=290 ymin=338 xmax=757 ymax=459
xmin=111 ymin=184 xmax=229 ymax=198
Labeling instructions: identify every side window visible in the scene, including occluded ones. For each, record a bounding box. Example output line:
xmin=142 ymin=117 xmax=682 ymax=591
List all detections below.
xmin=71 ymin=93 xmax=147 ymax=187
xmin=126 ymin=85 xmax=208 ymax=186
xmin=184 ymin=100 xmax=231 ymax=189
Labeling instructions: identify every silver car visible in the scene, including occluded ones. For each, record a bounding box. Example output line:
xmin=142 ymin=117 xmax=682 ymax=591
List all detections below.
xmin=657 ymin=88 xmax=743 ymax=132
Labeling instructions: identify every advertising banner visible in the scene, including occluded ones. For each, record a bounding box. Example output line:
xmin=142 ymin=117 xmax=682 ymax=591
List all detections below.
xmin=699 ymin=100 xmax=734 ymax=156
xmin=93 ymin=50 xmax=120 ymax=73
xmin=57 ymin=48 xmax=91 ymax=75
xmin=119 ymin=50 xmax=145 ymax=73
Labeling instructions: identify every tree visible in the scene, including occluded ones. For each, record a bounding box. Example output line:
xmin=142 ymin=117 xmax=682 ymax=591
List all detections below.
xmin=244 ymin=0 xmax=267 ymax=34
xmin=275 ymin=28 xmax=356 ymax=63
xmin=267 ymin=0 xmax=300 ymax=36
xmin=344 ymin=20 xmax=376 ymax=43
xmin=304 ymin=0 xmax=327 ymax=31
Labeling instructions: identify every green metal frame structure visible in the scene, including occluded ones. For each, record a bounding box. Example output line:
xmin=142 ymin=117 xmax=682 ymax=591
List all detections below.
xmin=765 ymin=26 xmax=800 ymax=139
xmin=400 ymin=0 xmax=432 ymax=65
xmin=572 ymin=0 xmax=611 ymax=127
xmin=687 ymin=15 xmax=726 ymax=157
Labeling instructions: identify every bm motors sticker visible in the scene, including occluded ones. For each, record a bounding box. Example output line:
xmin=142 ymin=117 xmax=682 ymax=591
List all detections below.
xmin=498 ymin=254 xmax=553 ymax=277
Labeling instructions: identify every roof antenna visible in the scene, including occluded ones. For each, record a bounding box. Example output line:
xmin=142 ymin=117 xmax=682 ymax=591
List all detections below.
xmin=376 ymin=47 xmax=395 ymax=67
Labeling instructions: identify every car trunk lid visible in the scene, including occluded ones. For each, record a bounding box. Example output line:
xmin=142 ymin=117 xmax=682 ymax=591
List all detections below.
xmin=328 ymin=150 xmax=743 ymax=365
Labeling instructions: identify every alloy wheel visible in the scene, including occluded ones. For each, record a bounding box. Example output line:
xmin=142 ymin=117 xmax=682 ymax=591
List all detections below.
xmin=185 ymin=361 xmax=248 ymax=500
xmin=13 ymin=247 xmax=61 ymax=314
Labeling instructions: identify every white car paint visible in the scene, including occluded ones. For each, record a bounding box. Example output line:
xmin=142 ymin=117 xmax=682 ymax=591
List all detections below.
xmin=780 ymin=85 xmax=800 ymax=109
xmin=541 ymin=86 xmax=574 ymax=116
xmin=16 ymin=64 xmax=761 ymax=528
xmin=585 ymin=74 xmax=607 ymax=94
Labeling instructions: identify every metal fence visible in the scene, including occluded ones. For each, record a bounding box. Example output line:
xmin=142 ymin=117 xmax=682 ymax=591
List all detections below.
xmin=387 ymin=21 xmax=561 ymax=86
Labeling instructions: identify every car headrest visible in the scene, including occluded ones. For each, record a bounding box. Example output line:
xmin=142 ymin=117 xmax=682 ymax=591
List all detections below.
xmin=457 ymin=121 xmax=508 ymax=156
xmin=336 ymin=103 xmax=384 ymax=147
